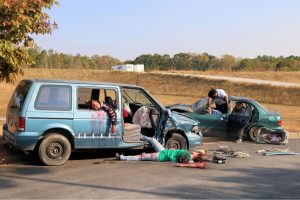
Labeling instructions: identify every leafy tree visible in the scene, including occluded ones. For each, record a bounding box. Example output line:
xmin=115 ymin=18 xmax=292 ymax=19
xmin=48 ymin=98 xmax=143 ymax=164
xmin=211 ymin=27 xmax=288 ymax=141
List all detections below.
xmin=97 ymin=55 xmax=120 ymax=70
xmin=49 ymin=51 xmax=63 ymax=68
xmin=133 ymin=54 xmax=152 ymax=68
xmin=0 ymin=0 xmax=58 ymax=83
xmin=160 ymin=54 xmax=171 ymax=70
xmin=275 ymin=60 xmax=292 ymax=71
xmin=218 ymin=54 xmax=236 ymax=71
xmin=237 ymin=58 xmax=256 ymax=71
xmin=73 ymin=54 xmax=83 ymax=69
xmin=194 ymin=53 xmax=210 ymax=71
xmin=35 ymin=50 xmax=49 ymax=68
xmin=173 ymin=53 xmax=193 ymax=70
xmin=60 ymin=53 xmax=73 ymax=68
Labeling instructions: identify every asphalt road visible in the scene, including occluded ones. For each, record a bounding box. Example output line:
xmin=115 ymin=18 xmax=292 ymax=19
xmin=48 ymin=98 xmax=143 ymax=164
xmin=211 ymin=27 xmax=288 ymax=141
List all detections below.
xmin=0 ymin=138 xmax=300 ymax=199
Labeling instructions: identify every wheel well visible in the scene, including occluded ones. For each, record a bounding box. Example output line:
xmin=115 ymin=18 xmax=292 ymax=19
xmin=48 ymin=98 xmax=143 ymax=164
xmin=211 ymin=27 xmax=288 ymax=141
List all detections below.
xmin=246 ymin=124 xmax=262 ymax=135
xmin=35 ymin=128 xmax=74 ymax=151
xmin=165 ymin=129 xmax=189 ymax=149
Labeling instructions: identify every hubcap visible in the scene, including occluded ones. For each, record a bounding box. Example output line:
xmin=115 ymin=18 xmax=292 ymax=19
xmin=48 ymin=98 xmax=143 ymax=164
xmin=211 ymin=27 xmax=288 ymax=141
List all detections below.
xmin=47 ymin=143 xmax=63 ymax=159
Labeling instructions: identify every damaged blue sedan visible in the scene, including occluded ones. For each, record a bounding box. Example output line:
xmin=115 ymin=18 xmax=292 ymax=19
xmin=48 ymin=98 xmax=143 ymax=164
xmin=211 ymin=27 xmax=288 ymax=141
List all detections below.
xmin=3 ymin=79 xmax=202 ymax=165
xmin=167 ymin=96 xmax=287 ymax=141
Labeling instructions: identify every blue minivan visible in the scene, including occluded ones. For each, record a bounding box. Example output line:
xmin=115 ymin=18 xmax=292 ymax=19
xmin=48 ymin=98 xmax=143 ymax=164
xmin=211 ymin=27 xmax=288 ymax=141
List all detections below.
xmin=3 ymin=79 xmax=202 ymax=165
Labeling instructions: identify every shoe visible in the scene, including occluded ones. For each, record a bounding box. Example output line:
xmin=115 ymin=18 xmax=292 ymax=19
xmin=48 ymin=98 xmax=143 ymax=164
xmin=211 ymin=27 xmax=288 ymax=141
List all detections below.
xmin=140 ymin=135 xmax=146 ymax=141
xmin=213 ymin=156 xmax=227 ymax=164
xmin=115 ymin=153 xmax=121 ymax=160
xmin=236 ymin=139 xmax=242 ymax=143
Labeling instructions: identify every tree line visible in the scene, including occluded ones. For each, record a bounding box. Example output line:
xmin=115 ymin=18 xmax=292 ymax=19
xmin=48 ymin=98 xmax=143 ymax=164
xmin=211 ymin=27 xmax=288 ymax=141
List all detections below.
xmin=129 ymin=53 xmax=300 ymax=71
xmin=1 ymin=0 xmax=299 ymax=83
xmin=28 ymin=47 xmax=120 ymax=70
xmin=28 ymin=47 xmax=300 ymax=72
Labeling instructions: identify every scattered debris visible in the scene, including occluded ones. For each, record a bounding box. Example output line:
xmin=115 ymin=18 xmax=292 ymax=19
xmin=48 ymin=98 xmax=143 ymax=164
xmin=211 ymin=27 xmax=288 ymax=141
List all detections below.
xmin=254 ymin=128 xmax=288 ymax=145
xmin=257 ymin=148 xmax=298 ymax=156
xmin=230 ymin=151 xmax=250 ymax=158
xmin=212 ymin=155 xmax=228 ymax=164
xmin=213 ymin=145 xmax=250 ymax=158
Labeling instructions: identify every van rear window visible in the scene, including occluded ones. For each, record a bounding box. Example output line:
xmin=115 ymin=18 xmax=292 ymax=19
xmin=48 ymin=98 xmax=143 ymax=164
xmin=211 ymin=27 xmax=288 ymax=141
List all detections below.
xmin=9 ymin=80 xmax=32 ymax=111
xmin=35 ymin=85 xmax=72 ymax=110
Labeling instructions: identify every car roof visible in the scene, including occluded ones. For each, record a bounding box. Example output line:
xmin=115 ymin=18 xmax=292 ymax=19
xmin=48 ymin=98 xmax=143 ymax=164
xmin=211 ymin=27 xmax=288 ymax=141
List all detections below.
xmin=25 ymin=79 xmax=143 ymax=89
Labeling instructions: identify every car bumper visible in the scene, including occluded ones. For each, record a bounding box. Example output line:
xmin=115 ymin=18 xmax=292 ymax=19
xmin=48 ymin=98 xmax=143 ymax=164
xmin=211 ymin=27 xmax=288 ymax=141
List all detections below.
xmin=187 ymin=132 xmax=203 ymax=150
xmin=3 ymin=123 xmax=39 ymax=151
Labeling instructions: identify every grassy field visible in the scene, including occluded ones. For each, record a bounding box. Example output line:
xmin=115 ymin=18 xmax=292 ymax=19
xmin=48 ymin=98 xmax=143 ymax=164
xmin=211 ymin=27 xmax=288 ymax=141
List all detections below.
xmin=0 ymin=68 xmax=299 ymax=136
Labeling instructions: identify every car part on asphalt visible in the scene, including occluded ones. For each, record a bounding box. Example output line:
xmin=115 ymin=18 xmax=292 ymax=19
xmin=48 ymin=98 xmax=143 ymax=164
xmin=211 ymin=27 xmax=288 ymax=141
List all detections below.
xmin=255 ymin=127 xmax=288 ymax=145
xmin=257 ymin=148 xmax=298 ymax=156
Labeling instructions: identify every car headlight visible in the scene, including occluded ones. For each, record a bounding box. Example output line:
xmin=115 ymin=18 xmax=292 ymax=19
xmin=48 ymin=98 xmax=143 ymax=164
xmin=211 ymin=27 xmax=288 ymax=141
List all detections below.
xmin=192 ymin=125 xmax=201 ymax=134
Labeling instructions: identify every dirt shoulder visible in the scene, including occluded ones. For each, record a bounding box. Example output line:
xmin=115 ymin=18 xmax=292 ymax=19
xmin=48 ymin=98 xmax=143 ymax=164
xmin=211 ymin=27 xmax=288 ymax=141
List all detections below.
xmin=152 ymin=71 xmax=300 ymax=88
xmin=0 ymin=139 xmax=29 ymax=166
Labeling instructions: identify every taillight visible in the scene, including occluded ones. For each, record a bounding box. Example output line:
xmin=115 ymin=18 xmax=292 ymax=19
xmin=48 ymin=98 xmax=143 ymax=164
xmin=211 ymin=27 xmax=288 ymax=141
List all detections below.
xmin=278 ymin=119 xmax=282 ymax=126
xmin=19 ymin=117 xmax=25 ymax=131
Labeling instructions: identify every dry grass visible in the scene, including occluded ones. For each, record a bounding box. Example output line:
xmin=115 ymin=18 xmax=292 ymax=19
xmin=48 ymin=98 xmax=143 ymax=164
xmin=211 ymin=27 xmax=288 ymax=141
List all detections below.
xmin=164 ymin=70 xmax=300 ymax=83
xmin=0 ymin=68 xmax=299 ymax=136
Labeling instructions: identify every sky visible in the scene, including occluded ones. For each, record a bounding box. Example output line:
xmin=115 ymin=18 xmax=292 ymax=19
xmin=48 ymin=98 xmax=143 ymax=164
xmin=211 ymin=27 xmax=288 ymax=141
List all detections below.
xmin=33 ymin=0 xmax=300 ymax=61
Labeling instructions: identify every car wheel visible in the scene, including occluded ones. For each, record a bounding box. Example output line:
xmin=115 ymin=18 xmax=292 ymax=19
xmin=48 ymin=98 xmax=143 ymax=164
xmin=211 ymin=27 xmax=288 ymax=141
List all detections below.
xmin=38 ymin=133 xmax=71 ymax=166
xmin=248 ymin=127 xmax=260 ymax=142
xmin=165 ymin=133 xmax=187 ymax=150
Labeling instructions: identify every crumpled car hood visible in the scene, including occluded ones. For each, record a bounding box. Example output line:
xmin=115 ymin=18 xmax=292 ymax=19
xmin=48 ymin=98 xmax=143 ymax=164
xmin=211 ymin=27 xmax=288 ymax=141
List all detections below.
xmin=166 ymin=108 xmax=198 ymax=125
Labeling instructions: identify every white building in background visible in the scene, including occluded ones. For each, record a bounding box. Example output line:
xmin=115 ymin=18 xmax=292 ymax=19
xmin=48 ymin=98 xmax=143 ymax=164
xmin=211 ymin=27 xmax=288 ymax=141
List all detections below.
xmin=111 ymin=64 xmax=144 ymax=72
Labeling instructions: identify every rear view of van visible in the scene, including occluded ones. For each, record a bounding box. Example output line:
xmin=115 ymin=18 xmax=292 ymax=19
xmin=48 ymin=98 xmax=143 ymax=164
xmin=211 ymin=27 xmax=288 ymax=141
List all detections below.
xmin=3 ymin=80 xmax=33 ymax=149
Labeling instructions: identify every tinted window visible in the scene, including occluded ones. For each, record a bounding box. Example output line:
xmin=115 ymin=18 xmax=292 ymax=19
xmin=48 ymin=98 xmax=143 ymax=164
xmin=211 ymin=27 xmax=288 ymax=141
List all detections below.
xmin=35 ymin=85 xmax=72 ymax=110
xmin=9 ymin=80 xmax=32 ymax=111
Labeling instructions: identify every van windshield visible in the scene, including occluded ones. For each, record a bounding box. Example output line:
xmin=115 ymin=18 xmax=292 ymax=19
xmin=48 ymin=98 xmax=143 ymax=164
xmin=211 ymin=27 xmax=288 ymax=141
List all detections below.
xmin=122 ymin=88 xmax=152 ymax=106
xmin=9 ymin=80 xmax=32 ymax=111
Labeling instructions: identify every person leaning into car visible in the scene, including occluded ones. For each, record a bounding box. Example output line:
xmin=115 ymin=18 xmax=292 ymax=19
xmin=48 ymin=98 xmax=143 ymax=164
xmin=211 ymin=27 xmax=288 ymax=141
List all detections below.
xmin=207 ymin=88 xmax=229 ymax=114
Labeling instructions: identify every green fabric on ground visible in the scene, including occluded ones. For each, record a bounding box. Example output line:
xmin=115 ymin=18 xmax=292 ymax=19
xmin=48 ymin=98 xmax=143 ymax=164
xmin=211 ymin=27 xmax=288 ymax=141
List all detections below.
xmin=159 ymin=149 xmax=191 ymax=162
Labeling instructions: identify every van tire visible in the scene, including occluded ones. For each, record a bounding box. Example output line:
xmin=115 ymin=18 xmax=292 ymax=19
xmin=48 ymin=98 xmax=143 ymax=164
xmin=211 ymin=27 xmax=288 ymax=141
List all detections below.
xmin=38 ymin=134 xmax=71 ymax=166
xmin=166 ymin=133 xmax=187 ymax=150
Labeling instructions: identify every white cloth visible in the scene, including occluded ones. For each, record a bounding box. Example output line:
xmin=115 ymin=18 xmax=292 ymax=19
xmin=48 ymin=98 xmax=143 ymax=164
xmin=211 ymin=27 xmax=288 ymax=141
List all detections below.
xmin=123 ymin=102 xmax=132 ymax=116
xmin=132 ymin=106 xmax=152 ymax=128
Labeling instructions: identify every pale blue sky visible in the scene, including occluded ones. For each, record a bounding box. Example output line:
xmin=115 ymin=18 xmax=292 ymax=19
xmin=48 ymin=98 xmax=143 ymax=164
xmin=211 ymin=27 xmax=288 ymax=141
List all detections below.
xmin=33 ymin=0 xmax=300 ymax=61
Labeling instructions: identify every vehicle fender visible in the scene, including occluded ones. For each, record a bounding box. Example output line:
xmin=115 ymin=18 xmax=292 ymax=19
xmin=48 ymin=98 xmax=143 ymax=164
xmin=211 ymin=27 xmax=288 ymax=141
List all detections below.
xmin=38 ymin=124 xmax=75 ymax=148
xmin=163 ymin=128 xmax=189 ymax=147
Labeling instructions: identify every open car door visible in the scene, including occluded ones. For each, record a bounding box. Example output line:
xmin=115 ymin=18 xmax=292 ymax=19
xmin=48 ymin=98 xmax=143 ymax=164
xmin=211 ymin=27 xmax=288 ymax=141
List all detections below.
xmin=227 ymin=102 xmax=253 ymax=139
xmin=189 ymin=112 xmax=228 ymax=137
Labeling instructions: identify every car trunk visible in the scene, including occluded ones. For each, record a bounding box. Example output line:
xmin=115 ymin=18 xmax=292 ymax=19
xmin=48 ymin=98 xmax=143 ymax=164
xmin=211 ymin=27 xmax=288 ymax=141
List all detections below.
xmin=263 ymin=110 xmax=282 ymax=128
